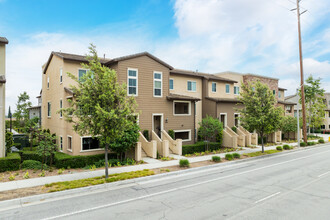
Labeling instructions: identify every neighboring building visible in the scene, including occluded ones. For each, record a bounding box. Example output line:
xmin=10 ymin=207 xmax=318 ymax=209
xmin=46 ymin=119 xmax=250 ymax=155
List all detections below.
xmin=28 ymin=91 xmax=42 ymax=126
xmin=0 ymin=37 xmax=8 ymax=158
xmin=286 ymin=92 xmax=330 ymax=131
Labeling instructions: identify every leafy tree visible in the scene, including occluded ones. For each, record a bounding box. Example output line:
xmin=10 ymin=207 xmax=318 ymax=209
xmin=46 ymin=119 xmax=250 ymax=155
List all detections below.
xmin=13 ymin=92 xmax=32 ymax=130
xmin=198 ymin=115 xmax=223 ymax=150
xmin=26 ymin=118 xmax=40 ymax=150
xmin=34 ymin=129 xmax=57 ymax=169
xmin=281 ymin=116 xmax=298 ymax=133
xmin=237 ymin=80 xmax=283 ymax=153
xmin=109 ymin=122 xmax=140 ymax=161
xmin=62 ymin=44 xmax=138 ymax=179
xmin=300 ymin=75 xmax=326 ymax=132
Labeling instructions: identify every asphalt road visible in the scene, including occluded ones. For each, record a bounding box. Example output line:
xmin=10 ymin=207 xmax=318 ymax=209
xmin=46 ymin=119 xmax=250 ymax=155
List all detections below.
xmin=1 ymin=144 xmax=330 ymax=220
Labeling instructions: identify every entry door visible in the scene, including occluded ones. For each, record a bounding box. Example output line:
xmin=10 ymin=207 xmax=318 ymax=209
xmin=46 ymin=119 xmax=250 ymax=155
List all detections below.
xmin=220 ymin=114 xmax=227 ymax=127
xmin=234 ymin=114 xmax=239 ymax=127
xmin=153 ymin=115 xmax=162 ymax=138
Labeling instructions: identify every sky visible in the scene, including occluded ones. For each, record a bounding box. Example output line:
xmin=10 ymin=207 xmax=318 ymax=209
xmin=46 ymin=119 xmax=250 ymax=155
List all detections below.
xmin=0 ymin=0 xmax=329 ymax=111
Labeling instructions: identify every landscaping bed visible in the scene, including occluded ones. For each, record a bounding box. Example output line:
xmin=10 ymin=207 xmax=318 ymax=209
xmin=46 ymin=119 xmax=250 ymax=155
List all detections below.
xmin=184 ymin=147 xmax=242 ymax=157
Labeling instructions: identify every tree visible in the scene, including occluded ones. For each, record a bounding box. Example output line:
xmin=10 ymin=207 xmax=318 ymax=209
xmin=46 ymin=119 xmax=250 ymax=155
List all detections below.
xmin=34 ymin=129 xmax=57 ymax=169
xmin=26 ymin=118 xmax=40 ymax=150
xmin=109 ymin=121 xmax=140 ymax=161
xmin=13 ymin=92 xmax=32 ymax=130
xmin=281 ymin=116 xmax=298 ymax=135
xmin=301 ymin=75 xmax=326 ymax=133
xmin=5 ymin=131 xmax=14 ymax=156
xmin=237 ymin=80 xmax=283 ymax=153
xmin=8 ymin=106 xmax=12 ymax=132
xmin=198 ymin=115 xmax=223 ymax=150
xmin=62 ymin=44 xmax=138 ymax=179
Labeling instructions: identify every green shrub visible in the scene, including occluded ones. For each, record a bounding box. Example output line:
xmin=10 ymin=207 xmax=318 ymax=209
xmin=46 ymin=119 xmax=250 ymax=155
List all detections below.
xmin=232 ymin=153 xmax=240 ymax=159
xmin=21 ymin=160 xmax=45 ymax=170
xmin=231 ymin=127 xmax=237 ymax=133
xmin=225 ymin=154 xmax=233 ymax=161
xmin=300 ymin=142 xmax=307 ymax=147
xmin=318 ymin=139 xmax=325 ymax=144
xmin=0 ymin=153 xmax=21 ymax=172
xmin=21 ymin=151 xmax=44 ymax=162
xmin=182 ymin=142 xmax=221 ymax=155
xmin=179 ymin=159 xmax=190 ymax=167
xmin=283 ymin=145 xmax=290 ymax=150
xmin=143 ymin=130 xmax=149 ymax=141
xmin=168 ymin=129 xmax=175 ymax=139
xmin=212 ymin=156 xmax=221 ymax=162
xmin=276 ymin=146 xmax=283 ymax=151
xmin=5 ymin=131 xmax=14 ymax=155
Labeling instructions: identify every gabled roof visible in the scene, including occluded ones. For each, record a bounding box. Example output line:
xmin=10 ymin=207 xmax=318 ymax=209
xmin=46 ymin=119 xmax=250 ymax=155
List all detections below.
xmin=170 ymin=69 xmax=238 ymax=83
xmin=0 ymin=37 xmax=8 ymax=44
xmin=167 ymin=93 xmax=201 ymax=101
xmin=285 ymin=94 xmax=297 ymax=100
xmin=43 ymin=51 xmax=111 ymax=74
xmin=105 ymin=52 xmax=173 ymax=70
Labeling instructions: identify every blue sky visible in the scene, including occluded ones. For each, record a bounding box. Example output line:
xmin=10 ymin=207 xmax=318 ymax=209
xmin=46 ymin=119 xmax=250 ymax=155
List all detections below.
xmin=0 ymin=0 xmax=329 ymax=110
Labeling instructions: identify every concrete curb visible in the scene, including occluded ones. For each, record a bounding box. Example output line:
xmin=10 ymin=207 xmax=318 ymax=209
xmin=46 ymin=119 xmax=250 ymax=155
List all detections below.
xmin=1 ymin=142 xmax=329 ymax=212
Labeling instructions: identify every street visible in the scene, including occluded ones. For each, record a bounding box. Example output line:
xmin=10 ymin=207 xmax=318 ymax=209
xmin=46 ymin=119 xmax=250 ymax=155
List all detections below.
xmin=1 ymin=144 xmax=330 ymax=220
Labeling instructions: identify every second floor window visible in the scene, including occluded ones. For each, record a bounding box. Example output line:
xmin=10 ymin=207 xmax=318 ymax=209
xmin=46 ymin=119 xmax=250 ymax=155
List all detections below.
xmin=169 ymin=79 xmax=174 ymax=90
xmin=212 ymin=82 xmax=216 ymax=92
xmin=154 ymin=72 xmax=162 ymax=97
xmin=59 ymin=136 xmax=63 ymax=151
xmin=47 ymin=102 xmax=51 ymax=117
xmin=225 ymin=84 xmax=230 ymax=94
xmin=78 ymin=69 xmax=87 ymax=81
xmin=273 ymin=90 xmax=276 ymax=95
xmin=187 ymin=81 xmax=196 ymax=92
xmin=128 ymin=69 xmax=138 ymax=96
xmin=60 ymin=68 xmax=63 ymax=83
xmin=47 ymin=77 xmax=49 ymax=89
xmin=234 ymin=86 xmax=239 ymax=95
xmin=279 ymin=91 xmax=281 ymax=98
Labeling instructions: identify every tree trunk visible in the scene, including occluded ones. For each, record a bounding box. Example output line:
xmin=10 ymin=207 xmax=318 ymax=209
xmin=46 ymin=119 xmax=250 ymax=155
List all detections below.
xmin=105 ymin=144 xmax=109 ymax=179
xmin=261 ymin=133 xmax=264 ymax=153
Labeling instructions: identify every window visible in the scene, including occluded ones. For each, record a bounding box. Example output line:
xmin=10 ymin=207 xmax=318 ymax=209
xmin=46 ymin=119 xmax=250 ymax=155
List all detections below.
xmin=328 ymin=112 xmax=330 ymax=118
xmin=285 ymin=106 xmax=291 ymax=111
xmin=174 ymin=101 xmax=190 ymax=115
xmin=321 ymin=125 xmax=326 ymax=130
xmin=279 ymin=91 xmax=281 ymax=98
xmin=225 ymin=84 xmax=230 ymax=94
xmin=212 ymin=82 xmax=216 ymax=92
xmin=169 ymin=78 xmax=174 ymax=90
xmin=78 ymin=69 xmax=87 ymax=81
xmin=273 ymin=90 xmax=276 ymax=95
xmin=154 ymin=72 xmax=162 ymax=97
xmin=127 ymin=69 xmax=138 ymax=96
xmin=187 ymin=81 xmax=196 ymax=92
xmin=329 ymin=125 xmax=330 ymax=129
xmin=59 ymin=136 xmax=63 ymax=151
xmin=174 ymin=130 xmax=191 ymax=142
xmin=47 ymin=102 xmax=51 ymax=117
xmin=60 ymin=68 xmax=63 ymax=83
xmin=47 ymin=77 xmax=49 ymax=89
xmin=59 ymin=99 xmax=63 ymax=118
xmin=67 ymin=136 xmax=72 ymax=151
xmin=294 ymin=111 xmax=297 ymax=118
xmin=82 ymin=137 xmax=100 ymax=151
xmin=234 ymin=86 xmax=240 ymax=95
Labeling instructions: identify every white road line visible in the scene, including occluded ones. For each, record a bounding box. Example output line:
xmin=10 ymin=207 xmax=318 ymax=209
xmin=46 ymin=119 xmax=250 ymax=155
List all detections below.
xmin=255 ymin=192 xmax=281 ymax=204
xmin=318 ymin=171 xmax=330 ymax=178
xmin=42 ymin=148 xmax=330 ymax=220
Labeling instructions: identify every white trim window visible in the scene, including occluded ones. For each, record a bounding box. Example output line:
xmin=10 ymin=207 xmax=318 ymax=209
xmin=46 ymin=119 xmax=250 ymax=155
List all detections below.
xmin=153 ymin=71 xmax=162 ymax=97
xmin=169 ymin=78 xmax=174 ymax=90
xmin=174 ymin=130 xmax=191 ymax=142
xmin=47 ymin=77 xmax=50 ymax=89
xmin=59 ymin=99 xmax=63 ymax=118
xmin=60 ymin=68 xmax=63 ymax=83
xmin=78 ymin=69 xmax=87 ymax=81
xmin=47 ymin=102 xmax=51 ymax=117
xmin=278 ymin=91 xmax=282 ymax=98
xmin=187 ymin=81 xmax=196 ymax=92
xmin=127 ymin=68 xmax=138 ymax=96
xmin=59 ymin=136 xmax=63 ymax=151
xmin=212 ymin=82 xmax=216 ymax=92
xmin=234 ymin=86 xmax=239 ymax=95
xmin=173 ymin=101 xmax=191 ymax=116
xmin=67 ymin=136 xmax=72 ymax=152
xmin=81 ymin=137 xmax=101 ymax=151
xmin=225 ymin=84 xmax=230 ymax=94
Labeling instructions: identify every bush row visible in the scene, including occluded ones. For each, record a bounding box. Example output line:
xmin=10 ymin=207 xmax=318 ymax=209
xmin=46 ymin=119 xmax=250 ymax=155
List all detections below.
xmin=0 ymin=153 xmax=21 ymax=172
xmin=182 ymin=142 xmax=222 ymax=155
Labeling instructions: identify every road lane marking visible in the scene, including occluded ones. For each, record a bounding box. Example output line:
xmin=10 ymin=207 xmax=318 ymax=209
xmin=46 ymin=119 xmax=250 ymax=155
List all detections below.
xmin=255 ymin=192 xmax=281 ymax=204
xmin=318 ymin=171 xmax=330 ymax=178
xmin=42 ymin=148 xmax=330 ymax=220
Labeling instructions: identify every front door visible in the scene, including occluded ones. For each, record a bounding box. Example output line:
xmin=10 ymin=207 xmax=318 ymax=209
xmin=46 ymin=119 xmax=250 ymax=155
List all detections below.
xmin=220 ymin=113 xmax=227 ymax=127
xmin=153 ymin=115 xmax=162 ymax=138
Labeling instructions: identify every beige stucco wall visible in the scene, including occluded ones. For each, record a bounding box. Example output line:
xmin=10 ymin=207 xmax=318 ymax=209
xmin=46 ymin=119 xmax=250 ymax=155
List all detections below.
xmin=207 ymin=81 xmax=237 ymax=99
xmin=216 ymin=102 xmax=244 ymax=128
xmin=0 ymin=44 xmax=6 ymax=158
xmin=169 ymin=74 xmax=202 ymax=129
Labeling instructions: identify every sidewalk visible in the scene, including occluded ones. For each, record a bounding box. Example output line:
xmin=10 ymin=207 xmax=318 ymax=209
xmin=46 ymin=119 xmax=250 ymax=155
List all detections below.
xmin=0 ymin=142 xmax=306 ymax=192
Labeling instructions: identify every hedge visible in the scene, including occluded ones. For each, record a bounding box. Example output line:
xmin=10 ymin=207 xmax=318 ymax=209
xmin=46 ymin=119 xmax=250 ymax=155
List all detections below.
xmin=182 ymin=142 xmax=222 ymax=155
xmin=0 ymin=153 xmax=21 ymax=172
xmin=20 ymin=151 xmax=43 ymax=162
xmin=54 ymin=152 xmax=116 ymax=169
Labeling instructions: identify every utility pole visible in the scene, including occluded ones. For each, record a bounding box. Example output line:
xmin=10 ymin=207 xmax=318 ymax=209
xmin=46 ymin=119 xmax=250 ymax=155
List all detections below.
xmin=292 ymin=0 xmax=308 ymax=143
xmin=297 ymin=93 xmax=300 ymax=147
